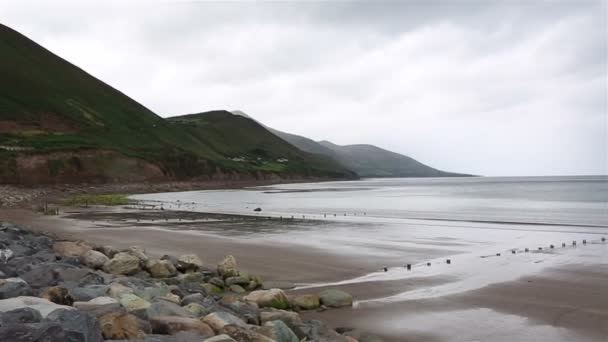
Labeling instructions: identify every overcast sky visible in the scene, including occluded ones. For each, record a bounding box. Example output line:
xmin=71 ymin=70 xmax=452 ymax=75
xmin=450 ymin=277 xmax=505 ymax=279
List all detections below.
xmin=1 ymin=0 xmax=606 ymax=176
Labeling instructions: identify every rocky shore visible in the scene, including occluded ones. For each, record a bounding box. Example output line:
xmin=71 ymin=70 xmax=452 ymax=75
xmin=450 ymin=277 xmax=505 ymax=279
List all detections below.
xmin=0 ymin=221 xmax=381 ymax=342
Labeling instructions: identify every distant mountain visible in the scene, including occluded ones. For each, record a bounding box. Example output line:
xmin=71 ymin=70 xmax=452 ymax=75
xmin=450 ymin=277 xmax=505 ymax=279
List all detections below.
xmin=167 ymin=111 xmax=355 ymax=178
xmin=233 ymin=111 xmax=470 ymax=178
xmin=0 ymin=24 xmax=353 ymax=184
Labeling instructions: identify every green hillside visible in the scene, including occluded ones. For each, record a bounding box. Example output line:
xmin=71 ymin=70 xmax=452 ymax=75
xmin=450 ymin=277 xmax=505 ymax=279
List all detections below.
xmin=168 ymin=111 xmax=355 ymax=177
xmin=318 ymin=141 xmax=470 ymax=178
xmin=0 ymin=24 xmax=353 ymax=183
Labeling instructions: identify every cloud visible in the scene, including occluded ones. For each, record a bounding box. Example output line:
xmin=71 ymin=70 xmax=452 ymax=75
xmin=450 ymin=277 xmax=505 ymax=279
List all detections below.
xmin=1 ymin=0 xmax=606 ymax=176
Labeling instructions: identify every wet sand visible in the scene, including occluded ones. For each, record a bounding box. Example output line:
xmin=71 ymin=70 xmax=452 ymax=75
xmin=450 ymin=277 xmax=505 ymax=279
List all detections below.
xmin=2 ymin=206 xmax=607 ymax=341
xmin=303 ymin=264 xmax=608 ymax=341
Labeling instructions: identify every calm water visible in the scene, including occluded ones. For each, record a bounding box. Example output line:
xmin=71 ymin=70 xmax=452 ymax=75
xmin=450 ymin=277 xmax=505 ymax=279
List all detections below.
xmin=134 ymin=176 xmax=608 ymax=227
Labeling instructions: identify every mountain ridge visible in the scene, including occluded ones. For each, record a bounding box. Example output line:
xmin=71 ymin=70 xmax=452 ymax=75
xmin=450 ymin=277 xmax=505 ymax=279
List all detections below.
xmin=231 ymin=110 xmax=471 ymax=178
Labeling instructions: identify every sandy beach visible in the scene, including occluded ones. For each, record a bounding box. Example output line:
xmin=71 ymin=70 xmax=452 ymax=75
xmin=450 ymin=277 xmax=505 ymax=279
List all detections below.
xmin=2 ymin=202 xmax=606 ymax=342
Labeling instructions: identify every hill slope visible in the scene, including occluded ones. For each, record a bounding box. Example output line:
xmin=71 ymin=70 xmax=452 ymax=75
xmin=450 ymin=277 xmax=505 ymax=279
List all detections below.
xmin=168 ymin=111 xmax=355 ymax=178
xmin=0 ymin=24 xmax=352 ymax=184
xmin=234 ymin=111 xmax=469 ymax=178
xmin=318 ymin=141 xmax=467 ymax=178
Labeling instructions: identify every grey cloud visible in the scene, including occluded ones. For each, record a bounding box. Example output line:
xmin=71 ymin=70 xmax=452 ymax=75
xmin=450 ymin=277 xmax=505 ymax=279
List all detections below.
xmin=0 ymin=0 xmax=605 ymax=176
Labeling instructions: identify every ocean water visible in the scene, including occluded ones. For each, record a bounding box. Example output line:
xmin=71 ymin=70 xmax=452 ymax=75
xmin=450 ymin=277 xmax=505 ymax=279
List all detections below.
xmin=133 ymin=175 xmax=608 ymax=227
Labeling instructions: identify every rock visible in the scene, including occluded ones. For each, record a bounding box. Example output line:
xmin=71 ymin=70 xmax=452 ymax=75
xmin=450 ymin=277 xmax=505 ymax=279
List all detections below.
xmin=81 ymin=250 xmax=109 ymax=269
xmin=0 ymin=322 xmax=68 ymax=341
xmin=97 ymin=245 xmax=119 ymax=259
xmin=0 ymin=248 xmax=13 ymax=263
xmin=219 ymin=297 xmax=260 ymax=325
xmin=319 ymin=289 xmax=353 ymax=308
xmin=261 ymin=281 xmax=295 ymax=290
xmin=209 ymin=277 xmax=225 ymax=288
xmin=203 ymin=311 xmax=247 ymax=332
xmin=0 ymin=278 xmax=32 ymax=299
xmin=135 ymin=285 xmax=171 ymax=302
xmin=217 ymin=255 xmax=239 ymax=278
xmin=40 ymin=286 xmax=74 ymax=306
xmin=20 ymin=264 xmax=58 ymax=289
xmin=164 ymin=293 xmax=181 ymax=305
xmin=126 ymin=246 xmax=149 ymax=263
xmin=291 ymin=320 xmax=343 ymax=341
xmin=204 ymin=335 xmax=237 ymax=342
xmin=150 ymin=316 xmax=215 ymax=336
xmin=229 ymin=285 xmax=246 ymax=294
xmin=177 ymin=272 xmax=205 ymax=284
xmin=183 ymin=303 xmax=209 ymax=318
xmin=45 ymin=308 xmax=103 ymax=342
xmin=53 ymin=241 xmax=92 ymax=258
xmin=107 ymin=282 xmax=135 ymax=298
xmin=219 ymin=325 xmax=275 ymax=342
xmin=181 ymin=293 xmax=205 ymax=306
xmin=203 ymin=283 xmax=224 ymax=295
xmin=103 ymin=252 xmax=141 ymax=275
xmin=69 ymin=285 xmax=109 ymax=302
xmin=56 ymin=267 xmax=104 ymax=286
xmin=119 ymin=294 xmax=151 ymax=313
xmin=73 ymin=296 xmax=120 ymax=311
xmin=147 ymin=299 xmax=194 ymax=318
xmin=260 ymin=309 xmax=302 ymax=326
xmin=0 ymin=307 xmax=42 ymax=324
xmin=147 ymin=259 xmax=178 ymax=278
xmin=99 ymin=311 xmax=147 ymax=340
xmin=176 ymin=254 xmax=203 ymax=272
xmin=258 ymin=320 xmax=299 ymax=342
xmin=225 ymin=276 xmax=250 ymax=287
xmin=291 ymin=294 xmax=320 ymax=310
xmin=0 ymin=296 xmax=74 ymax=318
xmin=244 ymin=289 xmax=290 ymax=310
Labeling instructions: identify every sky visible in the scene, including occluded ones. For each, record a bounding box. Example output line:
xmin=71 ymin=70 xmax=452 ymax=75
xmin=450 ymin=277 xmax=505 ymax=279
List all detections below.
xmin=1 ymin=0 xmax=606 ymax=176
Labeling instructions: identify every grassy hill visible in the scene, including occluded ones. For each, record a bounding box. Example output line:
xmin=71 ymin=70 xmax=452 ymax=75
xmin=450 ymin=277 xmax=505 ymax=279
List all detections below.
xmin=0 ymin=24 xmax=353 ymax=184
xmin=318 ymin=141 xmax=469 ymax=178
xmin=168 ymin=111 xmax=355 ymax=177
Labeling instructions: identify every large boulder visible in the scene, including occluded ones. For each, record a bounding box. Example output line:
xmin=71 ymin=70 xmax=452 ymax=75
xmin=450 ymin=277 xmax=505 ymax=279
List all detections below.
xmin=244 ymin=289 xmax=290 ymax=310
xmin=20 ymin=264 xmax=58 ymax=289
xmin=40 ymin=286 xmax=74 ymax=306
xmin=319 ymin=289 xmax=353 ymax=308
xmin=260 ymin=309 xmax=302 ymax=326
xmin=258 ymin=320 xmax=299 ymax=342
xmin=0 ymin=278 xmax=32 ymax=299
xmin=0 ymin=296 xmax=74 ymax=318
xmin=0 ymin=322 xmax=68 ymax=341
xmin=219 ymin=325 xmax=275 ymax=342
xmin=69 ymin=285 xmax=109 ymax=302
xmin=183 ymin=302 xmax=209 ymax=318
xmin=103 ymin=252 xmax=141 ymax=275
xmin=150 ymin=316 xmax=215 ymax=336
xmin=203 ymin=311 xmax=247 ymax=332
xmin=98 ymin=311 xmax=147 ymax=340
xmin=0 ymin=307 xmax=42 ymax=324
xmin=44 ymin=308 xmax=103 ymax=342
xmin=290 ymin=294 xmax=320 ymax=310
xmin=225 ymin=276 xmax=249 ymax=287
xmin=291 ymin=320 xmax=344 ymax=341
xmin=125 ymin=246 xmax=149 ymax=264
xmin=146 ymin=259 xmax=178 ymax=278
xmin=81 ymin=250 xmax=109 ymax=269
xmin=217 ymin=255 xmax=239 ymax=278
xmin=119 ymin=294 xmax=151 ymax=313
xmin=53 ymin=241 xmax=92 ymax=258
xmin=176 ymin=254 xmax=203 ymax=272
xmin=147 ymin=299 xmax=194 ymax=318
xmin=73 ymin=296 xmax=120 ymax=312
xmin=107 ymin=282 xmax=135 ymax=299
